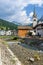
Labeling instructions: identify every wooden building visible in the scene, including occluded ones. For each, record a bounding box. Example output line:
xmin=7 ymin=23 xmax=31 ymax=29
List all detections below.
xmin=18 ymin=26 xmax=32 ymax=37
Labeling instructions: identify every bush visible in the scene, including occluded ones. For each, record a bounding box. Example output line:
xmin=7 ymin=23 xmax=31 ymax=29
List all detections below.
xmin=28 ymin=32 xmax=32 ymax=36
xmin=13 ymin=36 xmax=19 ymax=40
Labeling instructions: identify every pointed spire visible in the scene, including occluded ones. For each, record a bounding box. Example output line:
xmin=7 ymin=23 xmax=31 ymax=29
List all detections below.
xmin=33 ymin=6 xmax=37 ymax=18
xmin=34 ymin=6 xmax=35 ymax=15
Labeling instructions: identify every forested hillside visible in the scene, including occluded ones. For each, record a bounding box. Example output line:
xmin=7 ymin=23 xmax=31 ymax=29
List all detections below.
xmin=0 ymin=19 xmax=17 ymax=30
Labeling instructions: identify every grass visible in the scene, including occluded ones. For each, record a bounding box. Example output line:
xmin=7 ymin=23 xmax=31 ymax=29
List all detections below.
xmin=0 ymin=36 xmax=19 ymax=41
xmin=0 ymin=35 xmax=14 ymax=39
xmin=0 ymin=35 xmax=19 ymax=46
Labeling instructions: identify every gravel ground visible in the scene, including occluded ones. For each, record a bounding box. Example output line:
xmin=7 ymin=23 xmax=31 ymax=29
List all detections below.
xmin=0 ymin=43 xmax=15 ymax=65
xmin=0 ymin=42 xmax=22 ymax=65
xmin=9 ymin=43 xmax=43 ymax=65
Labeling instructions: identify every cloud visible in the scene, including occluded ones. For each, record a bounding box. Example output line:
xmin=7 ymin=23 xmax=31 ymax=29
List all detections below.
xmin=29 ymin=12 xmax=33 ymax=17
xmin=0 ymin=0 xmax=43 ymax=25
xmin=29 ymin=0 xmax=43 ymax=6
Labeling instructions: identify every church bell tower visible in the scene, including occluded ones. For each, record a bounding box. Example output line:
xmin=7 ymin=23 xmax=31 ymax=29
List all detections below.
xmin=33 ymin=7 xmax=37 ymax=27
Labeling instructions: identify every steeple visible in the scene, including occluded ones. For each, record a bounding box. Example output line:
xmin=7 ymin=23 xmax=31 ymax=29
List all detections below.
xmin=33 ymin=6 xmax=38 ymax=27
xmin=33 ymin=6 xmax=37 ymax=18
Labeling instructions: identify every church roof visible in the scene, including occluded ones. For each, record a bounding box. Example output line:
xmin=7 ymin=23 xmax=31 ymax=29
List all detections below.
xmin=33 ymin=6 xmax=37 ymax=18
xmin=33 ymin=23 xmax=43 ymax=29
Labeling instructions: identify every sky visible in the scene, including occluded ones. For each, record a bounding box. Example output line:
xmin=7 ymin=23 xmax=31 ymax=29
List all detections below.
xmin=0 ymin=0 xmax=43 ymax=25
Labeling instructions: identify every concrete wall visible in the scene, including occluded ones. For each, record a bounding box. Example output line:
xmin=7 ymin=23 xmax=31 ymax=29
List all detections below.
xmin=36 ymin=29 xmax=43 ymax=37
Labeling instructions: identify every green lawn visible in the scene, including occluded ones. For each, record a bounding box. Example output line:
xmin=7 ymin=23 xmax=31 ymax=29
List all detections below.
xmin=0 ymin=35 xmax=14 ymax=39
xmin=0 ymin=35 xmax=19 ymax=41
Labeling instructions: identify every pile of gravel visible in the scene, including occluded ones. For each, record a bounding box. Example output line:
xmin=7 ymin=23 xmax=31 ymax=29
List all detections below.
xmin=9 ymin=43 xmax=43 ymax=65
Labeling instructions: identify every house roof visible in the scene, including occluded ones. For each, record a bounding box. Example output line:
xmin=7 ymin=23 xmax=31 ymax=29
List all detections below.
xmin=33 ymin=23 xmax=43 ymax=29
xmin=18 ymin=26 xmax=33 ymax=30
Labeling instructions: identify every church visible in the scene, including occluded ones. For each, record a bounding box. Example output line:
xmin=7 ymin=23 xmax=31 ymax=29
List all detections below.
xmin=33 ymin=8 xmax=43 ymax=37
xmin=18 ymin=7 xmax=43 ymax=37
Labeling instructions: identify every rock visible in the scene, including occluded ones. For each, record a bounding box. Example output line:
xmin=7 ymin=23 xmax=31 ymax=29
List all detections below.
xmin=29 ymin=57 xmax=34 ymax=62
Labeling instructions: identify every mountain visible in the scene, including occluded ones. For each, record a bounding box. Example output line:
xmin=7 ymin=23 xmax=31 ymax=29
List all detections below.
xmin=25 ymin=23 xmax=33 ymax=26
xmin=0 ymin=19 xmax=17 ymax=30
xmin=38 ymin=16 xmax=43 ymax=22
xmin=13 ymin=21 xmax=22 ymax=25
xmin=13 ymin=21 xmax=33 ymax=26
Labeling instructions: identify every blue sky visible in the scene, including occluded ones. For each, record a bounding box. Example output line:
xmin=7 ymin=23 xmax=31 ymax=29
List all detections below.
xmin=0 ymin=0 xmax=43 ymax=25
xmin=24 ymin=4 xmax=43 ymax=19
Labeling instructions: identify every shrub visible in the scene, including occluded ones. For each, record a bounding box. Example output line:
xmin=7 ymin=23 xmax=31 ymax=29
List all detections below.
xmin=13 ymin=36 xmax=19 ymax=40
xmin=28 ymin=32 xmax=32 ymax=36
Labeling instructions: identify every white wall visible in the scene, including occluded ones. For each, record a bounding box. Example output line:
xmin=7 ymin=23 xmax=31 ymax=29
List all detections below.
xmin=33 ymin=18 xmax=37 ymax=27
xmin=6 ymin=30 xmax=12 ymax=35
xmin=0 ymin=30 xmax=6 ymax=35
xmin=30 ymin=30 xmax=36 ymax=35
xmin=36 ymin=29 xmax=43 ymax=37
